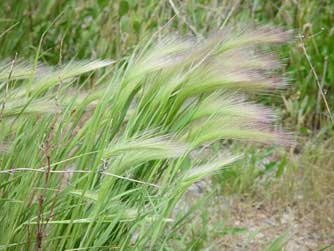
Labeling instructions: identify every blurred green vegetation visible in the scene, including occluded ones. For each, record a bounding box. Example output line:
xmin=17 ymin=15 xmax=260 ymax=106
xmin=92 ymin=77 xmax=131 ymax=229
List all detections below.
xmin=1 ymin=0 xmax=333 ymax=130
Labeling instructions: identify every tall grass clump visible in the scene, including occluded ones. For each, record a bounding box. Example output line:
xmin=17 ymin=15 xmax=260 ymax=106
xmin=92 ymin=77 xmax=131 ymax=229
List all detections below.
xmin=0 ymin=26 xmax=288 ymax=250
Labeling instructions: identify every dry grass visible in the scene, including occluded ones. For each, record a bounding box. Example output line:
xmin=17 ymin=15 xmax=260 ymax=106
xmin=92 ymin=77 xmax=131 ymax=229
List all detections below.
xmin=176 ymin=135 xmax=334 ymax=250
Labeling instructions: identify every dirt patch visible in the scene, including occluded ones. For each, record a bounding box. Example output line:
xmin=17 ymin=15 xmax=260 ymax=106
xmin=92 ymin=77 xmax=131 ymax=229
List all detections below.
xmin=178 ymin=182 xmax=333 ymax=250
xmin=207 ymin=196 xmax=334 ymax=251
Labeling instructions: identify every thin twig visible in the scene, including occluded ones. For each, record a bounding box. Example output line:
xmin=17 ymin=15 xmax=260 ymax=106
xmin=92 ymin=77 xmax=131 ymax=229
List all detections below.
xmin=36 ymin=91 xmax=60 ymax=250
xmin=0 ymin=168 xmax=160 ymax=188
xmin=300 ymin=37 xmax=333 ymax=124
xmin=315 ymin=56 xmax=328 ymax=129
xmin=0 ymin=53 xmax=17 ymax=123
xmin=45 ymin=36 xmax=66 ymax=228
xmin=36 ymin=127 xmax=54 ymax=251
xmin=168 ymin=0 xmax=202 ymax=38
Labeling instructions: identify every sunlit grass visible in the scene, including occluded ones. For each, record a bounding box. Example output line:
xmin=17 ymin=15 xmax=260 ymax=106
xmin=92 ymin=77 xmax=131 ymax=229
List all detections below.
xmin=0 ymin=26 xmax=289 ymax=250
xmin=1 ymin=0 xmax=333 ymax=249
